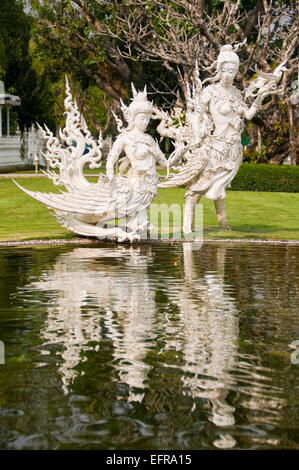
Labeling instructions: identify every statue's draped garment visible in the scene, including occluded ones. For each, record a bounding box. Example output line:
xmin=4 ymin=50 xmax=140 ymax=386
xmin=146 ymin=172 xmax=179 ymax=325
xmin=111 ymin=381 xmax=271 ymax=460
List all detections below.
xmin=160 ymin=83 xmax=246 ymax=200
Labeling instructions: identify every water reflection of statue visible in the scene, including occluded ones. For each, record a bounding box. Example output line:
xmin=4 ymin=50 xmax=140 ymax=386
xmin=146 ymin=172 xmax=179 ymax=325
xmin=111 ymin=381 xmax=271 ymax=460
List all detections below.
xmin=21 ymin=245 xmax=241 ymax=439
xmin=29 ymin=247 xmax=156 ymax=399
xmin=163 ymin=244 xmax=239 ymax=448
xmin=16 ymin=244 xmax=288 ymax=449
xmin=159 ymin=45 xmax=285 ymax=232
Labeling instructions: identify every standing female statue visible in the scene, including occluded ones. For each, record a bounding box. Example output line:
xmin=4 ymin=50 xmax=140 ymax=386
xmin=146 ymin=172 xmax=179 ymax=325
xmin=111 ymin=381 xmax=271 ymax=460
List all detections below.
xmin=159 ymin=44 xmax=283 ymax=232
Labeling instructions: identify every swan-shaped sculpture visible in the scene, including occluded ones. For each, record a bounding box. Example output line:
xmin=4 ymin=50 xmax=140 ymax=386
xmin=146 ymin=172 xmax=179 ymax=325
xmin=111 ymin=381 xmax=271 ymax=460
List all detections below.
xmin=14 ymin=79 xmax=167 ymax=242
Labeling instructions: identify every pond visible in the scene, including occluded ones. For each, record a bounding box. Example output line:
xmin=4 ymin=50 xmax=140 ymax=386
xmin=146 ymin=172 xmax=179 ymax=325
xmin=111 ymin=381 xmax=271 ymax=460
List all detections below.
xmin=0 ymin=242 xmax=298 ymax=450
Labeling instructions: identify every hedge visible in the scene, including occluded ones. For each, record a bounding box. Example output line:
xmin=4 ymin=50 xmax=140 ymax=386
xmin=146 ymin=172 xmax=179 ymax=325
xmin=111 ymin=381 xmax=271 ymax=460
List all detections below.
xmin=230 ymin=163 xmax=299 ymax=193
xmin=2 ymin=162 xmax=299 ymax=193
xmin=0 ymin=164 xmax=35 ymax=174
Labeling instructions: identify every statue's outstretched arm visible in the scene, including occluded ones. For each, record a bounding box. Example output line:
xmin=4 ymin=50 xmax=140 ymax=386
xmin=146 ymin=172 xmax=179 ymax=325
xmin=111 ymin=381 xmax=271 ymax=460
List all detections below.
xmin=153 ymin=108 xmax=178 ymax=140
xmin=244 ymin=96 xmax=264 ymax=121
xmin=153 ymin=140 xmax=168 ymax=168
xmin=106 ymin=136 xmax=124 ymax=180
xmin=244 ymin=83 xmax=282 ymax=121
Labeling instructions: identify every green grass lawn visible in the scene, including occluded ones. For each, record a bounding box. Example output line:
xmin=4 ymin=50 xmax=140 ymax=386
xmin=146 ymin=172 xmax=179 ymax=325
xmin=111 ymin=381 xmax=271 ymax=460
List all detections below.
xmin=0 ymin=176 xmax=299 ymax=241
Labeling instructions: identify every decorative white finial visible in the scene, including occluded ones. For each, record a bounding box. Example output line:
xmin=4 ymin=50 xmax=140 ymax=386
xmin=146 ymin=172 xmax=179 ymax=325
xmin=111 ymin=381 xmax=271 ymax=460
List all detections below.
xmin=131 ymin=83 xmax=138 ymax=98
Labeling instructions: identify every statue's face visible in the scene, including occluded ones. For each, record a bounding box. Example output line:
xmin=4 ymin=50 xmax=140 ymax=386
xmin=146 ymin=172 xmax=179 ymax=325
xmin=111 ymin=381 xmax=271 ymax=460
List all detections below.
xmin=219 ymin=62 xmax=238 ymax=87
xmin=134 ymin=113 xmax=150 ymax=131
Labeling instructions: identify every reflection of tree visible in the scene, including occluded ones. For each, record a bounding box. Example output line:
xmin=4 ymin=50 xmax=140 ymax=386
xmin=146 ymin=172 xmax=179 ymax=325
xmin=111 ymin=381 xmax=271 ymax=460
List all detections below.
xmin=227 ymin=245 xmax=299 ymax=312
xmin=225 ymin=245 xmax=299 ymax=367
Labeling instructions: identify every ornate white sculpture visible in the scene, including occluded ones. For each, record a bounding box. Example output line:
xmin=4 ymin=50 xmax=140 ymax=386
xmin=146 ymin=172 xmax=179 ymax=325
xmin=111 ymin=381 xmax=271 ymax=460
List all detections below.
xmin=14 ymin=47 xmax=286 ymax=239
xmin=152 ymin=63 xmax=208 ymax=176
xmin=14 ymin=79 xmax=167 ymax=242
xmin=158 ymin=44 xmax=286 ymax=232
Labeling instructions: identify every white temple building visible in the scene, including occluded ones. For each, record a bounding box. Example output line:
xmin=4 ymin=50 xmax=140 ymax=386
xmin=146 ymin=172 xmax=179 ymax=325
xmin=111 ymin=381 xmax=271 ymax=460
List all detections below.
xmin=0 ymin=81 xmax=45 ymax=170
xmin=0 ymin=81 xmax=23 ymax=169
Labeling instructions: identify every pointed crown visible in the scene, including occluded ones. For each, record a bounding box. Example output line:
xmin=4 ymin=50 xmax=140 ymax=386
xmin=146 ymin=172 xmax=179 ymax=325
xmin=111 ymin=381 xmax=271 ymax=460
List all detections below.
xmin=121 ymin=83 xmax=153 ymax=124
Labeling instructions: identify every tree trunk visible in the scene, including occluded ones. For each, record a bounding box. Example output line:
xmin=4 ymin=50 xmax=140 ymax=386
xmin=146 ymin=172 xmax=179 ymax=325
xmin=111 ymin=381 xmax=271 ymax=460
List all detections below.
xmin=286 ymin=97 xmax=297 ymax=165
xmin=257 ymin=126 xmax=262 ymax=153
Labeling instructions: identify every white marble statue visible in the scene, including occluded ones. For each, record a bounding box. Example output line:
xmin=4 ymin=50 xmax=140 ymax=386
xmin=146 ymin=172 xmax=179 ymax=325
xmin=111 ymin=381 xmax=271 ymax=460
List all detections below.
xmin=152 ymin=64 xmax=207 ymax=176
xmin=158 ymin=44 xmax=286 ymax=232
xmin=14 ymin=79 xmax=167 ymax=242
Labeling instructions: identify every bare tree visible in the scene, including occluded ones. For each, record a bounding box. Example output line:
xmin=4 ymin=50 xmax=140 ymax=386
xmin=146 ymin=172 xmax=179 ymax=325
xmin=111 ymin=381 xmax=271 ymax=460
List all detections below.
xmin=101 ymin=0 xmax=298 ymax=163
xmin=32 ymin=0 xmax=298 ymax=162
xmin=102 ymin=1 xmax=296 ymax=87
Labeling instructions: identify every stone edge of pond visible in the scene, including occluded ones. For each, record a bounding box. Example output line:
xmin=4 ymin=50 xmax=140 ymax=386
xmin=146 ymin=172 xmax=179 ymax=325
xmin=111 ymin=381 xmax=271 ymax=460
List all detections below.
xmin=1 ymin=237 xmax=299 ymax=247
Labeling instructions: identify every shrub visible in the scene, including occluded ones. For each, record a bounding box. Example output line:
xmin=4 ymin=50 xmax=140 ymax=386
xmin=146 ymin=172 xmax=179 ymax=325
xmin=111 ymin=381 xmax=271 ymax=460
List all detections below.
xmin=230 ymin=163 xmax=299 ymax=193
xmin=0 ymin=165 xmax=35 ymax=174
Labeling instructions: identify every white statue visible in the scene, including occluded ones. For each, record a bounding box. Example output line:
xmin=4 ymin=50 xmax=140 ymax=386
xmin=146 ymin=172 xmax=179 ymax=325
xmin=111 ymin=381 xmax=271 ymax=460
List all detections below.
xmin=14 ymin=79 xmax=167 ymax=242
xmin=152 ymin=63 xmax=208 ymax=176
xmin=159 ymin=45 xmax=285 ymax=232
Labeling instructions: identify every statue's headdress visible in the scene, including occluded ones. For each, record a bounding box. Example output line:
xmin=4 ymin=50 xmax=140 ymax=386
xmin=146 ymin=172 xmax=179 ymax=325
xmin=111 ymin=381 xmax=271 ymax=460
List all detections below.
xmin=216 ymin=44 xmax=240 ymax=70
xmin=202 ymin=44 xmax=241 ymax=85
xmin=120 ymin=83 xmax=153 ymax=128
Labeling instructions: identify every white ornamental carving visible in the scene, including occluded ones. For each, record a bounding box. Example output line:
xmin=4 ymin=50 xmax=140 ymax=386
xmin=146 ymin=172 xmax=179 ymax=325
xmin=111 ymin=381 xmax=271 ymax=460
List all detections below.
xmin=157 ymin=44 xmax=286 ymax=232
xmin=14 ymin=79 xmax=167 ymax=242
xmin=14 ymin=45 xmax=286 ymax=239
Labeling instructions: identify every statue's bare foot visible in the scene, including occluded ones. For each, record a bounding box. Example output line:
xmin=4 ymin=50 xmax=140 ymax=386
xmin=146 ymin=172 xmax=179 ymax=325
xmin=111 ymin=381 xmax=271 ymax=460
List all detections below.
xmin=219 ymin=221 xmax=231 ymax=231
xmin=128 ymin=233 xmax=141 ymax=243
xmin=147 ymin=222 xmax=155 ymax=232
xmin=117 ymin=230 xmax=141 ymax=243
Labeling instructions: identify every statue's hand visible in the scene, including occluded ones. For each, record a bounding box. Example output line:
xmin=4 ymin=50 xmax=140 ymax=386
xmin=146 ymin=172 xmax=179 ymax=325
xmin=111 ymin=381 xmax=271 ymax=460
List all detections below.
xmin=255 ymin=82 xmax=281 ymax=107
xmin=168 ymin=145 xmax=186 ymax=166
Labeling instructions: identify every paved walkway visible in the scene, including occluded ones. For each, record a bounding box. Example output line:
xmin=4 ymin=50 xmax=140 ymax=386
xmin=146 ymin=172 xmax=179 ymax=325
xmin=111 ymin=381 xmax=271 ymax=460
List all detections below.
xmin=1 ymin=238 xmax=299 ymax=247
xmin=0 ymin=173 xmax=47 ymax=178
xmin=0 ymin=173 xmax=98 ymax=178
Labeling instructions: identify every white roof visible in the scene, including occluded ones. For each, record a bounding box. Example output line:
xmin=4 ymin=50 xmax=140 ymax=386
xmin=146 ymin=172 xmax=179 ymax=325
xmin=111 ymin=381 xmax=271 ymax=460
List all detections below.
xmin=0 ymin=94 xmax=21 ymax=106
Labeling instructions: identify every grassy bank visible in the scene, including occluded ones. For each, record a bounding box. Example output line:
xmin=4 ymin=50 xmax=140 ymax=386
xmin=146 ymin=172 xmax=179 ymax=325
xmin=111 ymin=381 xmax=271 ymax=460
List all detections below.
xmin=1 ymin=177 xmax=299 ymax=241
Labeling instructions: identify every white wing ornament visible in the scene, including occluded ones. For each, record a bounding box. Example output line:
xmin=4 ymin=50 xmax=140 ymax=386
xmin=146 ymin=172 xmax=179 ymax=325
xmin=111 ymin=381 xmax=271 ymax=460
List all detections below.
xmin=156 ymin=61 xmax=213 ymax=187
xmin=14 ymin=80 xmax=167 ymax=242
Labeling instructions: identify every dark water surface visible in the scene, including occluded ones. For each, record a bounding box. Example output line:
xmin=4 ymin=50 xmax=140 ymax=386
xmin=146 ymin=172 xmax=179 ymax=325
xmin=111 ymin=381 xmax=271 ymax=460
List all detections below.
xmin=0 ymin=243 xmax=298 ymax=450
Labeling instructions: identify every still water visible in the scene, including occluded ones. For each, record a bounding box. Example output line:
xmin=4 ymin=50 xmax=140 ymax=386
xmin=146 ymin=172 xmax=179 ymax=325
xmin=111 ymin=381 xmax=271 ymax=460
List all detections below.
xmin=0 ymin=242 xmax=298 ymax=450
